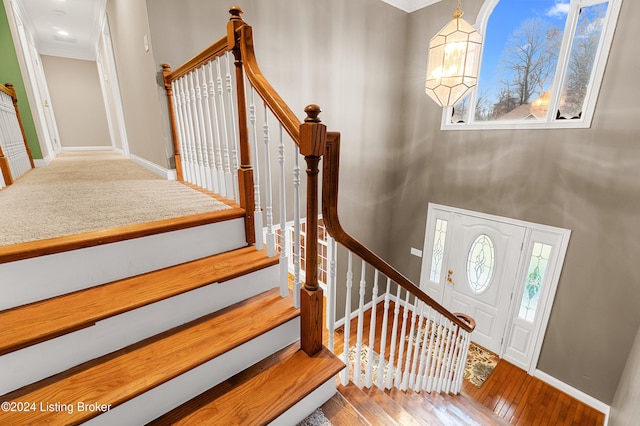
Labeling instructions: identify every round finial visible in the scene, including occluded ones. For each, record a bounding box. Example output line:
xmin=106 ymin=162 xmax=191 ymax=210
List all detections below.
xmin=229 ymin=6 xmax=243 ymax=20
xmin=5 ymin=83 xmax=14 ymax=89
xmin=304 ymin=104 xmax=322 ymax=123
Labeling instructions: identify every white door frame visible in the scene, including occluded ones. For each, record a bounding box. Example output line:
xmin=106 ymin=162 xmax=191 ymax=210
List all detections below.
xmin=419 ymin=204 xmax=571 ymax=374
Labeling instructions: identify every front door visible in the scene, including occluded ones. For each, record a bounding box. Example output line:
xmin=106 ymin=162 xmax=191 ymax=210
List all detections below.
xmin=443 ymin=214 xmax=526 ymax=353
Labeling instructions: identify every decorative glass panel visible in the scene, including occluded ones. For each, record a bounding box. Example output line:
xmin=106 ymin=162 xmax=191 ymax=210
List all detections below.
xmin=429 ymin=218 xmax=448 ymax=282
xmin=518 ymin=242 xmax=552 ymax=322
xmin=466 ymin=234 xmax=495 ymax=294
xmin=557 ymin=2 xmax=609 ymax=119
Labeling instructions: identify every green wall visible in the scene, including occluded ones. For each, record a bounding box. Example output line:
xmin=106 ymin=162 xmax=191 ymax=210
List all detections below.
xmin=0 ymin=1 xmax=42 ymax=159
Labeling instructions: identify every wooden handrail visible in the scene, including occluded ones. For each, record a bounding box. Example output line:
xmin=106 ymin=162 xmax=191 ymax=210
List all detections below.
xmin=322 ymin=132 xmax=474 ymax=333
xmin=163 ymin=38 xmax=228 ymax=84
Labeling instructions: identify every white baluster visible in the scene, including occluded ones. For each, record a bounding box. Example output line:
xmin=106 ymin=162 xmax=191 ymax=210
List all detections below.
xmin=225 ymin=52 xmax=240 ymax=202
xmin=247 ymin=88 xmax=263 ymax=250
xmin=207 ymin=62 xmax=226 ymax=197
xmin=435 ymin=324 xmax=452 ymax=393
xmin=426 ymin=315 xmax=445 ymax=392
xmin=385 ymin=285 xmax=403 ymax=389
xmin=364 ymin=269 xmax=380 ymax=388
xmin=262 ymin=106 xmax=276 ymax=258
xmin=408 ymin=301 xmax=426 ymax=391
xmin=354 ymin=260 xmax=367 ymax=387
xmin=188 ymin=72 xmax=205 ymax=188
xmin=376 ymin=278 xmax=392 ymax=388
xmin=215 ymin=57 xmax=234 ymax=199
xmin=194 ymin=68 xmax=213 ymax=191
xmin=180 ymin=78 xmax=197 ymax=186
xmin=277 ymin=124 xmax=288 ymax=297
xmin=443 ymin=324 xmax=460 ymax=394
xmin=452 ymin=332 xmax=471 ymax=394
xmin=400 ymin=295 xmax=419 ymax=390
xmin=292 ymin=145 xmax=302 ymax=307
xmin=326 ymin=236 xmax=337 ymax=352
xmin=414 ymin=305 xmax=434 ymax=391
xmin=393 ymin=290 xmax=412 ymax=388
xmin=171 ymin=81 xmax=189 ymax=184
xmin=340 ymin=252 xmax=354 ymax=386
xmin=200 ymin=64 xmax=220 ymax=193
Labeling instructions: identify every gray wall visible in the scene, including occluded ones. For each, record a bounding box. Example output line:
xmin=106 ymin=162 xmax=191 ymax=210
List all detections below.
xmin=390 ymin=0 xmax=640 ymax=404
xmin=41 ymin=55 xmax=111 ymax=149
xmin=610 ymin=325 xmax=640 ymax=425
xmin=143 ymin=0 xmax=639 ymax=405
xmin=106 ymin=0 xmax=170 ymax=168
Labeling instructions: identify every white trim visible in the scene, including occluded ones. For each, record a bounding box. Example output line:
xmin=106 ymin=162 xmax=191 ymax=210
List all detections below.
xmin=534 ymin=369 xmax=610 ymax=424
xmin=379 ymin=0 xmax=444 ymax=12
xmin=61 ymin=146 xmax=113 ymax=151
xmin=130 ymin=154 xmax=177 ymax=180
xmin=334 ymin=293 xmax=387 ymax=328
xmin=33 ymin=156 xmax=52 ymax=167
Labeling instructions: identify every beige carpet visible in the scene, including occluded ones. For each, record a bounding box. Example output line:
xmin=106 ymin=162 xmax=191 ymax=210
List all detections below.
xmin=0 ymin=151 xmax=231 ymax=246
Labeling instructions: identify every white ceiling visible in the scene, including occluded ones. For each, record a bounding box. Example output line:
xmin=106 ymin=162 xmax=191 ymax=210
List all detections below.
xmin=14 ymin=0 xmax=106 ymax=61
xmin=11 ymin=0 xmax=443 ymax=62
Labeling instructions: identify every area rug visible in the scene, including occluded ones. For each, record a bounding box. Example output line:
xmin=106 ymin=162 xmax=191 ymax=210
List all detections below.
xmin=297 ymin=408 xmax=332 ymax=426
xmin=464 ymin=343 xmax=499 ymax=387
xmin=344 ymin=344 xmax=392 ymax=386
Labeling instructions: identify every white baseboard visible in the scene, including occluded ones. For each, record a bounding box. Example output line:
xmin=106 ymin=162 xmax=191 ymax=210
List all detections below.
xmin=33 ymin=156 xmax=52 ymax=167
xmin=61 ymin=146 xmax=113 ymax=151
xmin=130 ymin=154 xmax=177 ymax=180
xmin=534 ymin=369 xmax=610 ymax=424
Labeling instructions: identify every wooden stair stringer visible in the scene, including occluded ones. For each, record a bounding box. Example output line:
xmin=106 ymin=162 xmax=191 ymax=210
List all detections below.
xmin=148 ymin=344 xmax=345 ymax=426
xmin=0 ymin=245 xmax=278 ymax=356
xmin=0 ymin=289 xmax=299 ymax=426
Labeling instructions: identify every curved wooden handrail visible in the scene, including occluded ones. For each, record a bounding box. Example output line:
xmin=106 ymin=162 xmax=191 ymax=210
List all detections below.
xmin=237 ymin=25 xmax=301 ymax=144
xmin=163 ymin=37 xmax=228 ymax=84
xmin=322 ymin=132 xmax=474 ymax=333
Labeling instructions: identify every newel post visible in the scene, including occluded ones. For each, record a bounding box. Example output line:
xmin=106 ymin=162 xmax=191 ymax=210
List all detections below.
xmin=227 ymin=6 xmax=255 ymax=245
xmin=300 ymin=104 xmax=327 ymax=356
xmin=161 ymin=65 xmax=183 ymax=181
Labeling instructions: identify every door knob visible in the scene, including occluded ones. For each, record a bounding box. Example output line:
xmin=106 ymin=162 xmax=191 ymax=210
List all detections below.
xmin=447 ymin=269 xmax=455 ymax=285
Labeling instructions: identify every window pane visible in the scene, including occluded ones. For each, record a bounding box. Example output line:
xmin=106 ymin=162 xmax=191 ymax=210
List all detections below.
xmin=557 ymin=2 xmax=609 ymax=119
xmin=466 ymin=234 xmax=495 ymax=294
xmin=518 ymin=242 xmax=552 ymax=322
xmin=429 ymin=218 xmax=448 ymax=282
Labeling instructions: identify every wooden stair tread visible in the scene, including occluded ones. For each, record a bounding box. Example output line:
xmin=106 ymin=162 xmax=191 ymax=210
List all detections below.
xmin=0 ymin=245 xmax=278 ymax=356
xmin=320 ymin=391 xmax=371 ymax=425
xmin=0 ymin=289 xmax=298 ymax=425
xmin=338 ymin=383 xmax=400 ymax=426
xmin=364 ymin=386 xmax=424 ymax=426
xmin=148 ymin=344 xmax=345 ymax=425
xmin=0 ymin=207 xmax=244 ymax=264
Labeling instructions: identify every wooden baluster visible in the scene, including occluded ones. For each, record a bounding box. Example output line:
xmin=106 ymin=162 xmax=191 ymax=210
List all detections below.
xmin=385 ymin=285 xmax=403 ymax=389
xmin=277 ymin=124 xmax=288 ymax=297
xmin=354 ymin=259 xmax=367 ymax=387
xmin=326 ymin=235 xmax=337 ymax=352
xmin=262 ymin=106 xmax=276 ymax=257
xmin=194 ymin=68 xmax=214 ymax=191
xmin=248 ymin=88 xmax=263 ymax=250
xmin=215 ymin=58 xmax=234 ymax=199
xmin=224 ymin=52 xmax=240 ymax=202
xmin=376 ymin=277 xmax=392 ymax=388
xmin=401 ymin=296 xmax=419 ymax=390
xmin=365 ymin=269 xmax=380 ymax=388
xmin=340 ymin=251 xmax=354 ymax=385
xmin=292 ymin=144 xmax=302 ymax=308
xmin=394 ymin=290 xmax=412 ymax=388
xmin=162 ymin=65 xmax=183 ymax=181
xmin=299 ymin=104 xmax=326 ymax=357
xmin=200 ymin=64 xmax=220 ymax=193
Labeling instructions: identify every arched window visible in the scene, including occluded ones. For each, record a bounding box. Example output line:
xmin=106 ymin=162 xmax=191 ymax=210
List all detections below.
xmin=444 ymin=0 xmax=622 ymax=130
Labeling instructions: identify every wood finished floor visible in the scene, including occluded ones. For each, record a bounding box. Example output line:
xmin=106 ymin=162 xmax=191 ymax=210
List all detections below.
xmin=320 ymin=298 xmax=605 ymax=425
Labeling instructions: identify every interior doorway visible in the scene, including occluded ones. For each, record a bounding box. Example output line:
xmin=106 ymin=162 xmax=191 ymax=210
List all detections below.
xmin=419 ymin=204 xmax=570 ymax=373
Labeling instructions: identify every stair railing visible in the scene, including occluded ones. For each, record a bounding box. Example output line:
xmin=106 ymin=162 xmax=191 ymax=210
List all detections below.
xmin=163 ymin=9 xmax=476 ymax=391
xmin=0 ymin=83 xmax=34 ymax=188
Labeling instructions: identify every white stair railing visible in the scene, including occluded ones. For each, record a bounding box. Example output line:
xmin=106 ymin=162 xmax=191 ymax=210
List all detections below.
xmin=0 ymin=89 xmax=32 ymax=184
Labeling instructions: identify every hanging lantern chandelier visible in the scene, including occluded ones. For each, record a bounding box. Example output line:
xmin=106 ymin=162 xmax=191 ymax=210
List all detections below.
xmin=425 ymin=0 xmax=483 ymax=107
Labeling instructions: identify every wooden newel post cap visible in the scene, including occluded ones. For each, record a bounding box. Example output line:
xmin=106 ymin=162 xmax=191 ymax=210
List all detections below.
xmin=229 ymin=6 xmax=243 ymax=20
xmin=304 ymin=104 xmax=322 ymax=123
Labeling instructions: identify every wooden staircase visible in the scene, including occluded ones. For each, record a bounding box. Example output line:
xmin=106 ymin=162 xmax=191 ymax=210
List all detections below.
xmin=0 ymin=211 xmax=343 ymax=425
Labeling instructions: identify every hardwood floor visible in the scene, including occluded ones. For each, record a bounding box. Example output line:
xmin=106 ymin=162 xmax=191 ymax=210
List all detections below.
xmin=321 ymin=298 xmax=605 ymax=425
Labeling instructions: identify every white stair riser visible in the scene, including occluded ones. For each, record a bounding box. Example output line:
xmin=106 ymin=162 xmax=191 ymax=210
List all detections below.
xmin=0 ymin=218 xmax=246 ymax=310
xmin=83 ymin=318 xmax=300 ymax=426
xmin=0 ymin=265 xmax=278 ymax=394
xmin=269 ymin=380 xmax=337 ymax=426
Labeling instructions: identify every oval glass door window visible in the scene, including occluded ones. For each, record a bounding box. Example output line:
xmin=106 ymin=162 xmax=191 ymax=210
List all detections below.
xmin=466 ymin=234 xmax=495 ymax=293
